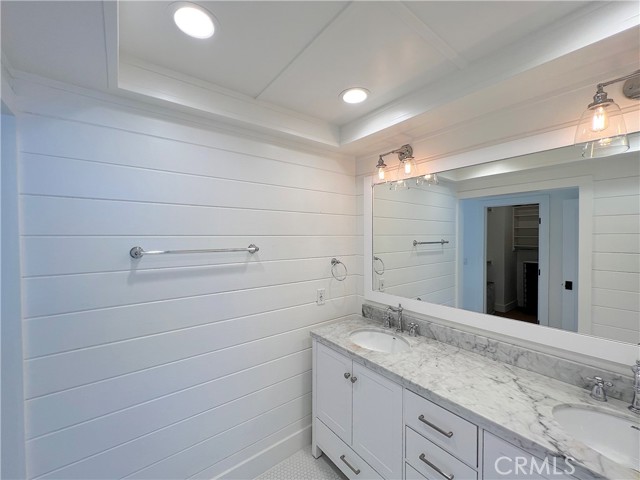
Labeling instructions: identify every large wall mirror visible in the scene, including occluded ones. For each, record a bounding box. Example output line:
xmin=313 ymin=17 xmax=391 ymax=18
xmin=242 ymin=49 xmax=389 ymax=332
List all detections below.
xmin=365 ymin=142 xmax=639 ymax=363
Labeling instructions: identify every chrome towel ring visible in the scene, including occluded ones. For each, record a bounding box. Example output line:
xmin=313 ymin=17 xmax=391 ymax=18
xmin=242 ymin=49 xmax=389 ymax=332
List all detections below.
xmin=331 ymin=258 xmax=348 ymax=281
xmin=373 ymin=256 xmax=385 ymax=275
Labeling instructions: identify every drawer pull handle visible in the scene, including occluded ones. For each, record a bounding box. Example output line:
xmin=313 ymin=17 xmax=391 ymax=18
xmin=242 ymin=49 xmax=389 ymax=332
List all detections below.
xmin=418 ymin=414 xmax=454 ymax=438
xmin=419 ymin=453 xmax=454 ymax=480
xmin=340 ymin=455 xmax=360 ymax=475
xmin=344 ymin=372 xmax=351 ymax=379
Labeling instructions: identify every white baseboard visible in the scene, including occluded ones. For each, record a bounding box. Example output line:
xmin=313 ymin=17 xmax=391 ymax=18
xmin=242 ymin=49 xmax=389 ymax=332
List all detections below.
xmin=215 ymin=424 xmax=311 ymax=480
xmin=495 ymin=300 xmax=517 ymax=313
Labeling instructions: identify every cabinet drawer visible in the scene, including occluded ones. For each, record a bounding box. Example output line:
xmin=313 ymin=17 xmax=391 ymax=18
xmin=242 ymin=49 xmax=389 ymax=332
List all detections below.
xmin=483 ymin=432 xmax=576 ymax=480
xmin=405 ymin=463 xmax=427 ymax=480
xmin=406 ymin=427 xmax=477 ymax=480
xmin=316 ymin=418 xmax=383 ymax=480
xmin=404 ymin=389 xmax=478 ymax=467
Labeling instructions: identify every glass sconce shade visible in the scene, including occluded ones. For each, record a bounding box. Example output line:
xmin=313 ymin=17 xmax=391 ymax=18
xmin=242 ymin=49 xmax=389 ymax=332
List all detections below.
xmin=376 ymin=156 xmax=387 ymax=181
xmin=574 ymin=98 xmax=629 ymax=158
xmin=399 ymin=157 xmax=416 ymax=177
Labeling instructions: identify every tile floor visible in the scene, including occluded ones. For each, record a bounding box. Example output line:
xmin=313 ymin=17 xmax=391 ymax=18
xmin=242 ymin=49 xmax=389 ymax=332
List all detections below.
xmin=256 ymin=445 xmax=347 ymax=480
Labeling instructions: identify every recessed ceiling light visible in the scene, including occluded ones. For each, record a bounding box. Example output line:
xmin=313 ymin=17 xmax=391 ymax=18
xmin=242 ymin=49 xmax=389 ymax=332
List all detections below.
xmin=172 ymin=3 xmax=215 ymax=39
xmin=341 ymin=87 xmax=369 ymax=104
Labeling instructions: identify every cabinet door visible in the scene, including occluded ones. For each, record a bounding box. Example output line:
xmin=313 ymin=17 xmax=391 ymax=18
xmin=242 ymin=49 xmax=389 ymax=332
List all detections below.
xmin=316 ymin=342 xmax=353 ymax=444
xmin=352 ymin=362 xmax=403 ymax=479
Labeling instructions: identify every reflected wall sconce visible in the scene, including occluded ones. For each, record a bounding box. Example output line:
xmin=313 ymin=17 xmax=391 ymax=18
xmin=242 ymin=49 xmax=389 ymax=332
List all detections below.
xmin=575 ymin=70 xmax=640 ymax=158
xmin=375 ymin=144 xmax=414 ymax=185
xmin=417 ymin=172 xmax=438 ymax=186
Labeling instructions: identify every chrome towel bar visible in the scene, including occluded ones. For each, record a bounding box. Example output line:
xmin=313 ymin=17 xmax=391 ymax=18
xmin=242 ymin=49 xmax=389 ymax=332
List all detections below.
xmin=130 ymin=244 xmax=259 ymax=259
xmin=413 ymin=239 xmax=449 ymax=246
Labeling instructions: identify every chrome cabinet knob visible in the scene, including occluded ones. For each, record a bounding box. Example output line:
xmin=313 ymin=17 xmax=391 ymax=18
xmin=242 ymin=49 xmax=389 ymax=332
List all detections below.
xmin=350 ymin=376 xmax=357 ymax=383
xmin=344 ymin=372 xmax=351 ymax=379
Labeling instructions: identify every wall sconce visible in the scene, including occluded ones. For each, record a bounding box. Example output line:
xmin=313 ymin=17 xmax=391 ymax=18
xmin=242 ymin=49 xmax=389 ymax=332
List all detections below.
xmin=376 ymin=144 xmax=414 ymax=187
xmin=376 ymin=156 xmax=387 ymax=180
xmin=574 ymin=70 xmax=640 ymax=158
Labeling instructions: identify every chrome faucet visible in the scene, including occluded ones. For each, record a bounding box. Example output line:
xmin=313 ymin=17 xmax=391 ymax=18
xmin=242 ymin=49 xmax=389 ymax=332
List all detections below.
xmin=630 ymin=360 xmax=640 ymax=414
xmin=387 ymin=304 xmax=403 ymax=333
xmin=587 ymin=376 xmax=613 ymax=402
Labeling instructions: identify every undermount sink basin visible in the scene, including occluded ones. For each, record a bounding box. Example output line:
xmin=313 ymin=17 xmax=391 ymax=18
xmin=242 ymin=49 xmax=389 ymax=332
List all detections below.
xmin=553 ymin=405 xmax=640 ymax=471
xmin=349 ymin=329 xmax=411 ymax=354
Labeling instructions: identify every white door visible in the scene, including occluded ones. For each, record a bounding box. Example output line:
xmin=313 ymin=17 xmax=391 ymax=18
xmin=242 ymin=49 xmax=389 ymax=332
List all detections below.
xmin=315 ymin=343 xmax=353 ymax=444
xmin=561 ymin=199 xmax=579 ymax=332
xmin=352 ymin=362 xmax=403 ymax=479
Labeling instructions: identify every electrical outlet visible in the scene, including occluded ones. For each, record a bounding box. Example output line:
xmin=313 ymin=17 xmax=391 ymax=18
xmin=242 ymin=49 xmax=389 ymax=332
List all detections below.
xmin=379 ymin=278 xmax=385 ymax=291
xmin=316 ymin=288 xmax=326 ymax=305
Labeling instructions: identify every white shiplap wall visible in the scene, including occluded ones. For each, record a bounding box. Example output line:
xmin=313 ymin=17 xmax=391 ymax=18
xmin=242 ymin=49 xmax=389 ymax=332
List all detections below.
xmin=16 ymin=82 xmax=358 ymax=479
xmin=372 ymin=181 xmax=456 ymax=305
xmin=591 ymin=158 xmax=640 ymax=343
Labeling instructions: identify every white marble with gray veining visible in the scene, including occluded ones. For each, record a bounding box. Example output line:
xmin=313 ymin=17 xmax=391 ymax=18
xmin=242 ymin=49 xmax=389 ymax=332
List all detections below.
xmin=362 ymin=304 xmax=635 ymax=403
xmin=311 ymin=315 xmax=640 ymax=480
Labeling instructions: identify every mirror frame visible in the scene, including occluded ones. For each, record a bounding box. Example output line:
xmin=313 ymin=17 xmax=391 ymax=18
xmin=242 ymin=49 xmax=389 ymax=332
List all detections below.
xmin=364 ymin=146 xmax=639 ymax=366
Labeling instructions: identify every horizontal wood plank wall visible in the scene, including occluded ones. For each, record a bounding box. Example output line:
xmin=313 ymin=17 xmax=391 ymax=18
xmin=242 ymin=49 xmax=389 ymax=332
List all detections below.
xmin=372 ymin=181 xmax=456 ymax=305
xmin=17 ymin=84 xmax=358 ymax=479
xmin=591 ymin=157 xmax=640 ymax=343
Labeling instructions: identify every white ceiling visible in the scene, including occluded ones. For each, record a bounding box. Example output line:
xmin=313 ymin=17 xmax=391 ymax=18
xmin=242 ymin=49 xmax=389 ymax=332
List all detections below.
xmin=1 ymin=1 xmax=639 ymax=157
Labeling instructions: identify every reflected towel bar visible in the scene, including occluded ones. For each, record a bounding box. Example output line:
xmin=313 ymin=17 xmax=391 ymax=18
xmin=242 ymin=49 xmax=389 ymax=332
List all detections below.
xmin=413 ymin=240 xmax=449 ymax=246
xmin=130 ymin=244 xmax=259 ymax=259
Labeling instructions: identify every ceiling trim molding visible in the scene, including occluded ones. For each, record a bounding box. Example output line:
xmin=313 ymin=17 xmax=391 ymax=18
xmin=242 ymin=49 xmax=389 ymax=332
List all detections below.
xmin=6 ymin=68 xmax=354 ymax=162
xmin=118 ymin=58 xmax=341 ymax=147
xmin=357 ymin=112 xmax=640 ymax=179
xmin=341 ymin=2 xmax=640 ymax=145
xmin=1 ymin=58 xmax=18 ymax=113
xmin=102 ymin=0 xmax=119 ymax=90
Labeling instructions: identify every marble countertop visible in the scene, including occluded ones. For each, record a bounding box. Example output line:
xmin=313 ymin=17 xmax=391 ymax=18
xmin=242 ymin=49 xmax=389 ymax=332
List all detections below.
xmin=311 ymin=315 xmax=640 ymax=480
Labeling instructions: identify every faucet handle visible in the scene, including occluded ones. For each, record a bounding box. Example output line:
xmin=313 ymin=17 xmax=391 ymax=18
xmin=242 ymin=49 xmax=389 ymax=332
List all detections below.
xmin=587 ymin=376 xmax=613 ymax=386
xmin=587 ymin=376 xmax=613 ymax=387
xmin=383 ymin=311 xmax=392 ymax=329
xmin=408 ymin=323 xmax=419 ymax=337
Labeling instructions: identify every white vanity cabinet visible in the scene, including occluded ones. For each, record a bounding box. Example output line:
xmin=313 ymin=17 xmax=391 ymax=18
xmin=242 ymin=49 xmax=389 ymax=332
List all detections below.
xmin=313 ymin=341 xmax=403 ymax=480
xmin=313 ymin=338 xmax=582 ymax=480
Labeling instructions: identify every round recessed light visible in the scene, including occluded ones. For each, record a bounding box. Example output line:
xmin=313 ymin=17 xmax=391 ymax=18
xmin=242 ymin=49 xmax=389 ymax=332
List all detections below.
xmin=172 ymin=3 xmax=215 ymax=39
xmin=341 ymin=87 xmax=369 ymax=104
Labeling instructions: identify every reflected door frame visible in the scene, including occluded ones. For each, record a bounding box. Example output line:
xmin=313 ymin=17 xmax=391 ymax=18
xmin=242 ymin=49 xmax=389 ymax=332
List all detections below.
xmin=459 ymin=194 xmax=550 ymax=326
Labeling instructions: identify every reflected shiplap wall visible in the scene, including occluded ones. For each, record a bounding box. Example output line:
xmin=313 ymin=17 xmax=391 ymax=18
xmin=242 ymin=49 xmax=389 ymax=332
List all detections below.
xmin=590 ymin=158 xmax=640 ymax=342
xmin=372 ymin=181 xmax=456 ymax=305
xmin=17 ymin=81 xmax=358 ymax=479
xmin=455 ymin=155 xmax=640 ymax=343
